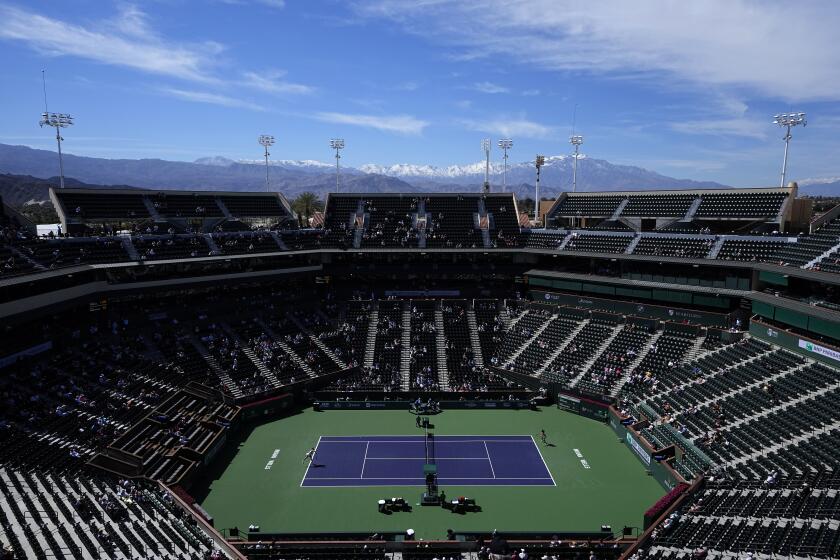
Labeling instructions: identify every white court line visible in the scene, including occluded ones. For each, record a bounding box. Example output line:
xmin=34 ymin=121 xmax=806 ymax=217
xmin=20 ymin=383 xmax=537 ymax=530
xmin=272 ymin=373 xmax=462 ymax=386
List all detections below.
xmin=304 ymin=476 xmax=554 ymax=480
xmin=483 ymin=441 xmax=497 ymax=479
xmin=318 ymin=439 xmax=531 ymax=444
xmin=301 ymin=435 xmax=552 ymax=487
xmin=364 ymin=457 xmax=489 ymax=460
xmin=299 ymin=436 xmax=323 ymax=488
xmin=361 ymin=441 xmax=369 ymax=478
xmin=321 ymin=434 xmax=534 ymax=441
xmin=304 ymin=483 xmax=555 ymax=488
xmin=531 ymin=435 xmax=557 ymax=487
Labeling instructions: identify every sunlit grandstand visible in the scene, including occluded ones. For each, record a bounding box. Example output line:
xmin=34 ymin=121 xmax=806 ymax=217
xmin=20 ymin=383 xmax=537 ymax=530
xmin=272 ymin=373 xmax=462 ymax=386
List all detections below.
xmin=0 ymin=178 xmax=838 ymax=560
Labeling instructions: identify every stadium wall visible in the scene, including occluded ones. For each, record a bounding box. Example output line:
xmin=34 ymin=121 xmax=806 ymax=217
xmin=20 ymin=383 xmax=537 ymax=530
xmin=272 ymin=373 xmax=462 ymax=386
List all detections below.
xmin=607 ymin=409 xmax=682 ymax=491
xmin=530 ymin=288 xmax=733 ymax=327
xmin=750 ymin=318 xmax=840 ymax=367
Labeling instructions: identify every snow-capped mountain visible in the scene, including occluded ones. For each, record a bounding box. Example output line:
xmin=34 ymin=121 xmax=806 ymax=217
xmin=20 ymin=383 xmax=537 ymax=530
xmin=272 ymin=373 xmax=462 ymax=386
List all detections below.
xmin=195 ymin=156 xmax=340 ymax=172
xmin=359 ymin=155 xmax=572 ymax=180
xmin=794 ymin=177 xmax=840 ymax=196
xmin=0 ymin=143 xmax=735 ymax=203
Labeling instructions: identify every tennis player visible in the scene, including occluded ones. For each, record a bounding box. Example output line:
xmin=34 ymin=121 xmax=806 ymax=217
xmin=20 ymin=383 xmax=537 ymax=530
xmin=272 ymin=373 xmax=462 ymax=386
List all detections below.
xmin=303 ymin=447 xmax=316 ymax=464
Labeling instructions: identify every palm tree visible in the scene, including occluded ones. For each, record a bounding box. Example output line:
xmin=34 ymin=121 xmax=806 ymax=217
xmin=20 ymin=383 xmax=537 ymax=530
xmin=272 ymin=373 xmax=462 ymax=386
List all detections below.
xmin=292 ymin=192 xmax=323 ymax=227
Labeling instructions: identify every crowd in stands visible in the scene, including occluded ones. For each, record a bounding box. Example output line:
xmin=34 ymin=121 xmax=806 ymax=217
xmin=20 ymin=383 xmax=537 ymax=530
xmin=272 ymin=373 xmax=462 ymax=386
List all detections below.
xmin=4 ymin=193 xmax=840 ymax=280
xmin=1 ymin=274 xmax=838 ymax=558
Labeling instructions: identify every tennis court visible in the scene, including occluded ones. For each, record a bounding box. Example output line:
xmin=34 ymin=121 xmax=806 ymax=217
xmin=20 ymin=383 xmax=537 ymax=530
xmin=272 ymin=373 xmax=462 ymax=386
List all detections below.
xmin=301 ymin=434 xmax=555 ymax=487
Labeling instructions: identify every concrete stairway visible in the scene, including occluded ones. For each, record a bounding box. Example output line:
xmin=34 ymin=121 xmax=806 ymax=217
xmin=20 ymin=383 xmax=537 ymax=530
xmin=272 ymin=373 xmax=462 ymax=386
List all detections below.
xmin=501 ymin=316 xmax=555 ymax=368
xmin=188 ymin=334 xmax=244 ymax=399
xmin=805 ymin=240 xmax=840 ymax=269
xmin=466 ymin=308 xmax=485 ymax=367
xmin=269 ymin=230 xmax=288 ymax=250
xmin=568 ymin=323 xmax=625 ymax=388
xmin=434 ymin=308 xmax=450 ymax=390
xmin=218 ymin=321 xmax=281 ymax=387
xmin=534 ymin=319 xmax=589 ymax=377
xmin=121 ymin=237 xmax=141 ymax=260
xmin=680 ymin=197 xmax=702 ymax=222
xmin=400 ymin=302 xmax=412 ymax=390
xmin=624 ymin=234 xmax=642 ymax=254
xmin=204 ymin=233 xmax=221 ymax=255
xmin=609 ymin=330 xmax=662 ymax=397
xmin=610 ymin=199 xmax=629 ymax=220
xmin=254 ymin=318 xmax=317 ymax=378
xmin=363 ymin=302 xmax=379 ymax=368
xmin=707 ymin=236 xmax=725 ymax=259
xmin=288 ymin=314 xmax=348 ymax=370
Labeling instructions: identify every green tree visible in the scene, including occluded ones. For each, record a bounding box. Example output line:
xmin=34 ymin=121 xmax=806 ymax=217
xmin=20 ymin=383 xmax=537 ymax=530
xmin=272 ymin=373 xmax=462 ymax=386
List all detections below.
xmin=291 ymin=192 xmax=324 ymax=226
xmin=517 ymin=197 xmax=535 ymax=215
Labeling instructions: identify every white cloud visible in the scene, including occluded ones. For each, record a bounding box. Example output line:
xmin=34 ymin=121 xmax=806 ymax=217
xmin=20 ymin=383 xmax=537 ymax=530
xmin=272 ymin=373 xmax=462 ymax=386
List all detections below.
xmin=472 ymin=81 xmax=509 ymax=94
xmin=241 ymin=71 xmax=315 ymax=95
xmin=644 ymin=159 xmax=728 ymax=173
xmin=521 ymin=89 xmax=541 ymax=96
xmin=393 ymin=81 xmax=420 ymax=91
xmin=160 ymin=88 xmax=265 ymax=111
xmin=0 ymin=4 xmax=221 ymax=82
xmin=669 ymin=118 xmax=767 ymax=140
xmin=314 ymin=112 xmax=429 ymax=135
xmin=355 ymin=0 xmax=840 ymax=102
xmin=0 ymin=4 xmax=315 ymax=100
xmin=217 ymin=0 xmax=286 ymax=8
xmin=460 ymin=117 xmax=552 ymax=139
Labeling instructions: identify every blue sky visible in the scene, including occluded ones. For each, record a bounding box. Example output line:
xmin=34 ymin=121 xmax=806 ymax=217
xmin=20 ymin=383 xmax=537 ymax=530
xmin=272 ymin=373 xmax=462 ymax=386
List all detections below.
xmin=1 ymin=0 xmax=839 ymax=186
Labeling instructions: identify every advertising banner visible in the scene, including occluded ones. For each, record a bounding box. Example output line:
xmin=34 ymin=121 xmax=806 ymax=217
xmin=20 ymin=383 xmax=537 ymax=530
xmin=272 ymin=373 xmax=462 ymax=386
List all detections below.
xmin=798 ymin=339 xmax=840 ymax=363
xmin=626 ymin=432 xmax=651 ymax=466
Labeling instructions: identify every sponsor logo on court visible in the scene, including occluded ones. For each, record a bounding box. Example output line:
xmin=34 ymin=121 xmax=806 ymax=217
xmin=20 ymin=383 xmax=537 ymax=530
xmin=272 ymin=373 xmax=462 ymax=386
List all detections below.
xmin=573 ymin=448 xmax=591 ymax=469
xmin=264 ymin=448 xmax=280 ymax=470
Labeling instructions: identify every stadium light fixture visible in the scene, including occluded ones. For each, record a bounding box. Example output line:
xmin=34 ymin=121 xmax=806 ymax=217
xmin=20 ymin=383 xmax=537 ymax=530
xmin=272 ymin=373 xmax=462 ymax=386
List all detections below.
xmin=569 ymin=134 xmax=584 ymax=228
xmin=330 ymin=138 xmax=345 ymax=192
xmin=481 ymin=139 xmax=491 ymax=193
xmin=498 ymin=139 xmax=513 ymax=192
xmin=39 ymin=112 xmax=73 ymax=189
xmin=258 ymin=134 xmax=275 ymax=192
xmin=773 ymin=112 xmax=806 ymax=188
xmin=569 ymin=135 xmax=584 ymax=194
xmin=534 ymin=155 xmax=545 ymax=223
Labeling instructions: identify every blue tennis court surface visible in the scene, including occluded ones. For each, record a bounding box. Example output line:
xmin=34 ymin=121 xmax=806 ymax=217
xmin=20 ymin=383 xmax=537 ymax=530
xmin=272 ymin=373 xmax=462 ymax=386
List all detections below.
xmin=301 ymin=435 xmax=555 ymax=487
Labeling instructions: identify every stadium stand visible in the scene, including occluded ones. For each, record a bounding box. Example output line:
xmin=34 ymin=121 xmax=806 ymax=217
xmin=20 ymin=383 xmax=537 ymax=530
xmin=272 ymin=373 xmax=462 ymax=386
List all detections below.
xmin=778 ymin=216 xmax=840 ymax=268
xmin=631 ymin=235 xmax=714 ymax=259
xmin=562 ymin=232 xmax=634 ymax=253
xmin=1 ymin=184 xmax=839 ymax=559
xmin=425 ymin=195 xmax=484 ymax=248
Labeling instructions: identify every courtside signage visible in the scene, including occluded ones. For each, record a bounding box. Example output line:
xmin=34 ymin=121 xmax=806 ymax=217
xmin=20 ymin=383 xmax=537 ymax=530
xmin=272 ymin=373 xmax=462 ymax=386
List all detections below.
xmin=626 ymin=433 xmax=651 ymax=466
xmin=798 ymin=339 xmax=840 ymax=363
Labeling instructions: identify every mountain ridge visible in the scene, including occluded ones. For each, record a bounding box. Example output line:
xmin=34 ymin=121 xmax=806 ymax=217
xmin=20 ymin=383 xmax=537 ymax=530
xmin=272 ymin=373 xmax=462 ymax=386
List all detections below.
xmin=1 ymin=142 xmax=833 ymax=202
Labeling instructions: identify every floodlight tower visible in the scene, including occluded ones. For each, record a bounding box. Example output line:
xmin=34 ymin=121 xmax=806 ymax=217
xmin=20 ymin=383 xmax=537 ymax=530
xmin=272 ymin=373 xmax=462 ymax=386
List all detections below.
xmin=330 ymin=138 xmax=345 ymax=191
xmin=39 ymin=112 xmax=73 ymax=189
xmin=258 ymin=134 xmax=275 ymax=192
xmin=569 ymin=135 xmax=584 ymax=193
xmin=498 ymin=138 xmax=513 ymax=191
xmin=481 ymin=139 xmax=491 ymax=193
xmin=534 ymin=155 xmax=545 ymax=223
xmin=773 ymin=112 xmax=806 ymax=188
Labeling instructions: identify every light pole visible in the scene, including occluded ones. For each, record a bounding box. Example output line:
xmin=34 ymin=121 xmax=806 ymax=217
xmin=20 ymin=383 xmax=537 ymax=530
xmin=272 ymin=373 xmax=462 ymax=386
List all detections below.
xmin=258 ymin=135 xmax=275 ymax=192
xmin=773 ymin=112 xmax=806 ymax=188
xmin=330 ymin=138 xmax=344 ymax=192
xmin=481 ymin=139 xmax=491 ymax=193
xmin=534 ymin=155 xmax=545 ymax=224
xmin=569 ymin=135 xmax=584 ymax=228
xmin=498 ymin=138 xmax=513 ymax=191
xmin=39 ymin=112 xmax=73 ymax=189
xmin=569 ymin=135 xmax=583 ymax=193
